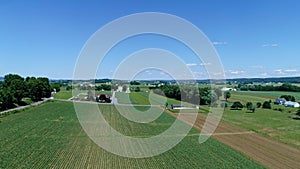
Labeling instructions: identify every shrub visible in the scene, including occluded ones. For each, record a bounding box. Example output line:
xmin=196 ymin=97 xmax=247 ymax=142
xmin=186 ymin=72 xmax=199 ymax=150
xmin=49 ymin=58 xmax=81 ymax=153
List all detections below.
xmin=262 ymin=101 xmax=271 ymax=109
xmin=256 ymin=102 xmax=262 ymax=108
xmin=231 ymin=101 xmax=243 ymax=110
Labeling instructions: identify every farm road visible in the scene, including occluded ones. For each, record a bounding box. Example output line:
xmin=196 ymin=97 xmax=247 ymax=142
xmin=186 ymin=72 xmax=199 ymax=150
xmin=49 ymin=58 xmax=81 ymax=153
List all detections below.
xmin=0 ymin=98 xmax=50 ymax=115
xmin=165 ymin=110 xmax=300 ymax=169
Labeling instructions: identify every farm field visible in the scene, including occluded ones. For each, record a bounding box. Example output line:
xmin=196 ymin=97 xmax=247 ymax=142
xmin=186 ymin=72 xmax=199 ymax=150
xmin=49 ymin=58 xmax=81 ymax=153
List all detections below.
xmin=166 ymin=110 xmax=300 ymax=169
xmin=234 ymin=91 xmax=300 ymax=101
xmin=219 ymin=91 xmax=300 ymax=149
xmin=54 ymin=89 xmax=72 ymax=99
xmin=0 ymin=101 xmax=264 ymax=169
xmin=115 ymin=92 xmax=194 ymax=107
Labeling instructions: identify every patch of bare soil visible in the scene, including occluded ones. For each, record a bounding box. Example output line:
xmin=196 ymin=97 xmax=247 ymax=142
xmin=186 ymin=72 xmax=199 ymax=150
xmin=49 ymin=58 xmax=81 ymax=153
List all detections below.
xmin=165 ymin=110 xmax=300 ymax=169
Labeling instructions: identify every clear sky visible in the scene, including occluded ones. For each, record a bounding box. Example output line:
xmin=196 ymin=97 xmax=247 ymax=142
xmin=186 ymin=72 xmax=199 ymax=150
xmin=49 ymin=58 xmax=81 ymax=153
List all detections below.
xmin=1 ymin=0 xmax=300 ymax=79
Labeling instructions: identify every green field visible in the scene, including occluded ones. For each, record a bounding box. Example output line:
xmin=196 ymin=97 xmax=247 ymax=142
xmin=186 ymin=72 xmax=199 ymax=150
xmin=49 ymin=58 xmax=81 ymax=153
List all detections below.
xmin=234 ymin=91 xmax=300 ymax=101
xmin=54 ymin=90 xmax=72 ymax=99
xmin=216 ymin=91 xmax=300 ymax=149
xmin=116 ymin=92 xmax=194 ymax=107
xmin=0 ymin=101 xmax=264 ymax=168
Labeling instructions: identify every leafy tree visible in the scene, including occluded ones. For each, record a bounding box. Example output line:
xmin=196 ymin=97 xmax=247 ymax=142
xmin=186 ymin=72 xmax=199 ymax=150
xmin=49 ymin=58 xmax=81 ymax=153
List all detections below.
xmin=246 ymin=102 xmax=255 ymax=112
xmin=0 ymin=90 xmax=15 ymax=110
xmin=280 ymin=95 xmax=295 ymax=102
xmin=96 ymin=84 xmax=111 ymax=91
xmin=262 ymin=101 xmax=271 ymax=109
xmin=134 ymin=87 xmax=141 ymax=92
xmin=51 ymin=83 xmax=61 ymax=92
xmin=26 ymin=77 xmax=51 ymax=101
xmin=66 ymin=85 xmax=73 ymax=91
xmin=297 ymin=109 xmax=300 ymax=116
xmin=3 ymin=74 xmax=26 ymax=104
xmin=130 ymin=81 xmax=140 ymax=85
xmin=256 ymin=102 xmax=262 ymax=108
xmin=224 ymin=91 xmax=231 ymax=101
xmin=231 ymin=101 xmax=243 ymax=110
xmin=246 ymin=102 xmax=253 ymax=109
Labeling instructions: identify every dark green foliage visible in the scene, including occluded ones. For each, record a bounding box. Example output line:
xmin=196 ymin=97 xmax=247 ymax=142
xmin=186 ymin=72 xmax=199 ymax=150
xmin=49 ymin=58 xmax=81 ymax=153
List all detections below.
xmin=152 ymin=84 xmax=215 ymax=105
xmin=95 ymin=84 xmax=111 ymax=91
xmin=280 ymin=95 xmax=295 ymax=101
xmin=231 ymin=101 xmax=243 ymax=110
xmin=66 ymin=85 xmax=72 ymax=91
xmin=224 ymin=91 xmax=231 ymax=101
xmin=26 ymin=77 xmax=51 ymax=101
xmin=297 ymin=109 xmax=300 ymax=116
xmin=134 ymin=86 xmax=141 ymax=92
xmin=246 ymin=102 xmax=253 ymax=109
xmin=246 ymin=102 xmax=255 ymax=112
xmin=256 ymin=102 xmax=262 ymax=108
xmin=239 ymin=83 xmax=300 ymax=92
xmin=0 ymin=74 xmax=52 ymax=110
xmin=50 ymin=83 xmax=61 ymax=92
xmin=262 ymin=101 xmax=272 ymax=109
xmin=130 ymin=81 xmax=140 ymax=85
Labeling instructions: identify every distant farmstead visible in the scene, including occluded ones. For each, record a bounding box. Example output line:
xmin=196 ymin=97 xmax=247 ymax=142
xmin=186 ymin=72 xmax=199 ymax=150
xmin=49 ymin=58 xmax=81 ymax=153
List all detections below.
xmin=284 ymin=101 xmax=300 ymax=108
xmin=275 ymin=97 xmax=299 ymax=108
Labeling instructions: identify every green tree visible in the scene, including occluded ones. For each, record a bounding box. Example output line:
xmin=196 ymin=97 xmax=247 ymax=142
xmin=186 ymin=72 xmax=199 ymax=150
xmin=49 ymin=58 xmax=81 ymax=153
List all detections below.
xmin=246 ymin=102 xmax=255 ymax=112
xmin=262 ymin=101 xmax=271 ymax=109
xmin=51 ymin=83 xmax=61 ymax=92
xmin=256 ymin=102 xmax=262 ymax=108
xmin=0 ymin=90 xmax=15 ymax=110
xmin=224 ymin=91 xmax=231 ymax=101
xmin=280 ymin=95 xmax=295 ymax=102
xmin=3 ymin=74 xmax=26 ymax=104
xmin=134 ymin=87 xmax=141 ymax=92
xmin=26 ymin=77 xmax=51 ymax=101
xmin=231 ymin=101 xmax=243 ymax=110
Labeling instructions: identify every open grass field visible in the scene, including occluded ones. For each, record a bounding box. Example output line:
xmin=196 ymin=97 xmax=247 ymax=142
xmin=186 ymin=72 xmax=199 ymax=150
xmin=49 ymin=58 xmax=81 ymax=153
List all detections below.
xmin=215 ymin=91 xmax=300 ymax=149
xmin=54 ymin=90 xmax=73 ymax=99
xmin=0 ymin=101 xmax=264 ymax=168
xmin=116 ymin=92 xmax=194 ymax=107
xmin=234 ymin=91 xmax=300 ymax=101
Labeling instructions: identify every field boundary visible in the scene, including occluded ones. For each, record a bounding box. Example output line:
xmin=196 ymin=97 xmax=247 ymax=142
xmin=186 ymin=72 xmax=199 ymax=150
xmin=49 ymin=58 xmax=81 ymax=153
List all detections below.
xmin=163 ymin=109 xmax=300 ymax=169
xmin=0 ymin=98 xmax=50 ymax=115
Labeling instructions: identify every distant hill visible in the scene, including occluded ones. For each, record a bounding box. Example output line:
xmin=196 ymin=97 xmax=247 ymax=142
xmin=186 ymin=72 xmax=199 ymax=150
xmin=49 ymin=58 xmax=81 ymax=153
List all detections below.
xmin=0 ymin=77 xmax=3 ymax=82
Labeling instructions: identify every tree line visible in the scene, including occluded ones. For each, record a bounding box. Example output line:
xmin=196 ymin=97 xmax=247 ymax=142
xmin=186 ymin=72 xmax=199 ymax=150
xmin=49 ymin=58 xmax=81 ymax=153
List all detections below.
xmin=0 ymin=74 xmax=57 ymax=111
xmin=152 ymin=84 xmax=223 ymax=105
xmin=238 ymin=83 xmax=300 ymax=92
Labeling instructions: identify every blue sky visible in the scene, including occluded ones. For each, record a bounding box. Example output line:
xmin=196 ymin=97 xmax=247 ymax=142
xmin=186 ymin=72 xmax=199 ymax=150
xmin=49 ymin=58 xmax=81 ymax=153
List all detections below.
xmin=1 ymin=0 xmax=300 ymax=79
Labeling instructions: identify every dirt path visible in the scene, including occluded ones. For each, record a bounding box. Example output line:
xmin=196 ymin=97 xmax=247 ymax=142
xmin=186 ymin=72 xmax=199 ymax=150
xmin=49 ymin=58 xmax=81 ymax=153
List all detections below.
xmin=164 ymin=110 xmax=300 ymax=169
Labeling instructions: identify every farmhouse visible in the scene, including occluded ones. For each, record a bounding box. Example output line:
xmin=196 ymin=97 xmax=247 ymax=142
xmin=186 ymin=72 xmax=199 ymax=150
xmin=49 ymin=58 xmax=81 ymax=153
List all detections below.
xmin=274 ymin=98 xmax=299 ymax=108
xmin=274 ymin=98 xmax=286 ymax=105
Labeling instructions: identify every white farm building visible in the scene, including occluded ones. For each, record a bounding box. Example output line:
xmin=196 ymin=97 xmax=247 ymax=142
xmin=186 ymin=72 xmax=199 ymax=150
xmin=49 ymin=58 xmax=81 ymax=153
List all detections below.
xmin=284 ymin=101 xmax=300 ymax=108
